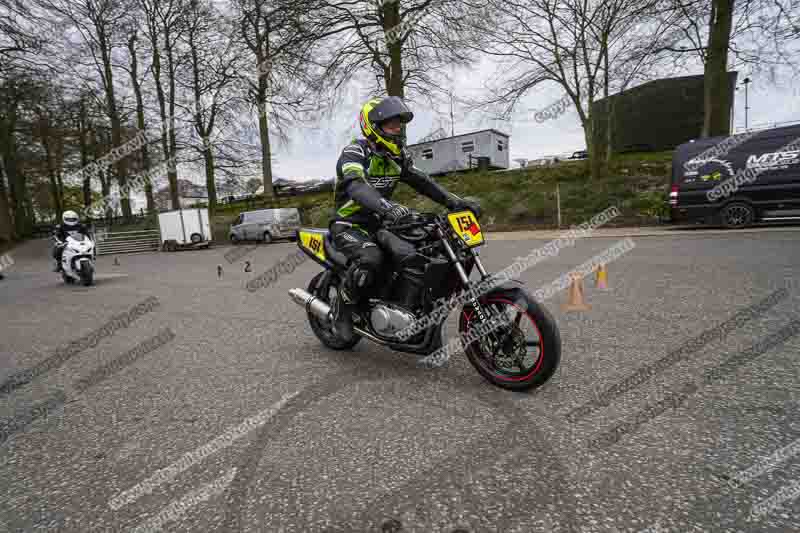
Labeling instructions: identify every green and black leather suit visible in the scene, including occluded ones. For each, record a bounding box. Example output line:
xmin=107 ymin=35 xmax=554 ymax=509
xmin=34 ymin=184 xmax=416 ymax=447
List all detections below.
xmin=333 ymin=138 xmax=458 ymax=231
xmin=330 ymin=138 xmax=469 ymax=300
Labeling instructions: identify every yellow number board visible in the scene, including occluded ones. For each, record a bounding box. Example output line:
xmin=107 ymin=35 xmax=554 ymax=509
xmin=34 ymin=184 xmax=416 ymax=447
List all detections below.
xmin=299 ymin=231 xmax=326 ymax=261
xmin=447 ymin=211 xmax=484 ymax=247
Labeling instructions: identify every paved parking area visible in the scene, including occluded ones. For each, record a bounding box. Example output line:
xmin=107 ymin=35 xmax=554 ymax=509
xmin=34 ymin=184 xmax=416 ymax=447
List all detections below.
xmin=1 ymin=227 xmax=799 ymax=532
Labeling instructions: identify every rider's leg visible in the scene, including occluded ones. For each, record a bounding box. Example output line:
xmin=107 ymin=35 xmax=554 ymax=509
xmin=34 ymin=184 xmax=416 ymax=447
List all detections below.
xmin=53 ymin=245 xmax=63 ymax=272
xmin=330 ymin=224 xmax=384 ymax=339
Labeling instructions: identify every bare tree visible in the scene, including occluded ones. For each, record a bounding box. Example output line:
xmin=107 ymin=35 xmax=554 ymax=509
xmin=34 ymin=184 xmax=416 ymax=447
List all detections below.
xmin=179 ymin=0 xmax=242 ymax=214
xmin=466 ymin=0 xmax=665 ymax=180
xmin=235 ymin=0 xmax=326 ymax=197
xmin=124 ymin=30 xmax=157 ymax=213
xmin=656 ymin=0 xmax=800 ymax=136
xmin=38 ymin=0 xmax=138 ymax=219
xmin=137 ymin=0 xmax=190 ymax=210
xmin=0 ymin=72 xmax=38 ymax=237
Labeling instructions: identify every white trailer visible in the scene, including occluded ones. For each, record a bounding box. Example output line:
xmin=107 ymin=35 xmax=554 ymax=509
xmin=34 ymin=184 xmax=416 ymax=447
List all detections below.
xmin=158 ymin=208 xmax=212 ymax=252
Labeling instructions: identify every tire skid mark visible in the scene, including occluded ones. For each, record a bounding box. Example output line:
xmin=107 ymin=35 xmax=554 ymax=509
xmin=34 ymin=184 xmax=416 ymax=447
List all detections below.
xmin=219 ymin=359 xmax=577 ymax=533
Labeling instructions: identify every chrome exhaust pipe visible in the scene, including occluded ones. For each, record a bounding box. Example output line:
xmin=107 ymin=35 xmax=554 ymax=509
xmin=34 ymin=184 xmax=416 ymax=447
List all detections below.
xmin=289 ymin=288 xmax=331 ymax=321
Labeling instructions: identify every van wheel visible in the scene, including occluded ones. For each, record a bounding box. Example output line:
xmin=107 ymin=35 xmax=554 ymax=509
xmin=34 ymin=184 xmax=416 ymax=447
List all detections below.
xmin=721 ymin=202 xmax=755 ymax=228
xmin=230 ymin=234 xmax=239 ymax=244
xmin=190 ymin=233 xmax=203 ymax=244
xmin=262 ymin=231 xmax=272 ymax=244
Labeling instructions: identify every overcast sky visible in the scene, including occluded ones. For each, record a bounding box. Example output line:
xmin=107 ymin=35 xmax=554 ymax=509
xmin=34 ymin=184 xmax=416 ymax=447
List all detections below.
xmin=271 ymin=58 xmax=800 ymax=183
xmin=131 ymin=56 xmax=800 ymax=211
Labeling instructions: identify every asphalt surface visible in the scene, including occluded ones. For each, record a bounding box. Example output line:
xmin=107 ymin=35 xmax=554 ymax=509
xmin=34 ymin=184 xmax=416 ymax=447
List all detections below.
xmin=1 ymin=227 xmax=799 ymax=533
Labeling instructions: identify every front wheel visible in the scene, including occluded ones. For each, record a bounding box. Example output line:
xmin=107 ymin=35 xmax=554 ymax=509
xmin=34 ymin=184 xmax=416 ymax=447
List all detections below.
xmin=80 ymin=261 xmax=94 ymax=286
xmin=459 ymin=288 xmax=561 ymax=391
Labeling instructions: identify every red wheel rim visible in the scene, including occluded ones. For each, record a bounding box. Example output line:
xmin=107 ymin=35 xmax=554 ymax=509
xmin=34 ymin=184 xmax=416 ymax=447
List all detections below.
xmin=461 ymin=297 xmax=545 ymax=382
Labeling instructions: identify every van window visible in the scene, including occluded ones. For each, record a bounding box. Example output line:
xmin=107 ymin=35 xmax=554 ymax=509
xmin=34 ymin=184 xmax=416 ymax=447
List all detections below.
xmin=234 ymin=214 xmax=243 ymax=225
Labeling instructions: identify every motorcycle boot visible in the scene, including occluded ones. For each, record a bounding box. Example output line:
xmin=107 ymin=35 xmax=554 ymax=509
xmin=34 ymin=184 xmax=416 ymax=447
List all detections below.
xmin=331 ymin=263 xmax=373 ymax=341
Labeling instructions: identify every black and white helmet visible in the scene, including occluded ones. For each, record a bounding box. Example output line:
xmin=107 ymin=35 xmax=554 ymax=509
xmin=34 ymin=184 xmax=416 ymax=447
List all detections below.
xmin=62 ymin=210 xmax=79 ymax=227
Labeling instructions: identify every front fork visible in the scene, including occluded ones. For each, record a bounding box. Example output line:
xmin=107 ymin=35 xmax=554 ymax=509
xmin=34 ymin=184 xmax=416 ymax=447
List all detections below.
xmin=437 ymin=229 xmax=506 ymax=341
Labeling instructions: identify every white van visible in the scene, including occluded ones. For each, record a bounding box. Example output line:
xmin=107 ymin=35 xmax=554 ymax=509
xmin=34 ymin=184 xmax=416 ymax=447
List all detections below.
xmin=229 ymin=208 xmax=301 ymax=244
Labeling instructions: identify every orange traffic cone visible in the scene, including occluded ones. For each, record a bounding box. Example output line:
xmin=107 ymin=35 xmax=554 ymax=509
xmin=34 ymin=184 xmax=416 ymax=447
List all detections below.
xmin=562 ymin=273 xmax=591 ymax=312
xmin=595 ymin=264 xmax=609 ymax=290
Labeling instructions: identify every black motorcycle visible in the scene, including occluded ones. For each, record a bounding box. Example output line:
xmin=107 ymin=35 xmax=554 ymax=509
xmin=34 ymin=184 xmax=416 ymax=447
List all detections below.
xmin=288 ymin=208 xmax=561 ymax=391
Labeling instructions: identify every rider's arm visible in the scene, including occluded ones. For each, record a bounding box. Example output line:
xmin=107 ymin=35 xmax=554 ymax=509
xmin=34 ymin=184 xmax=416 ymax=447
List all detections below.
xmin=54 ymin=225 xmax=66 ymax=241
xmin=336 ymin=143 xmax=395 ymax=215
xmin=400 ymin=155 xmax=458 ymax=207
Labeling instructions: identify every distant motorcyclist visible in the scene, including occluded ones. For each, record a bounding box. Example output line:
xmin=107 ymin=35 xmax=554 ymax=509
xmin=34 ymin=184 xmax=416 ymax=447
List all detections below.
xmin=52 ymin=210 xmax=90 ymax=272
xmin=330 ymin=95 xmax=481 ymax=339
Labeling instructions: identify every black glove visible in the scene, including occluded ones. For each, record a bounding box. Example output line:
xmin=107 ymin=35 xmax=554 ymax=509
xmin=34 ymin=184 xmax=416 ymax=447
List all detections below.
xmin=447 ymin=196 xmax=482 ymax=219
xmin=382 ymin=202 xmax=411 ymax=225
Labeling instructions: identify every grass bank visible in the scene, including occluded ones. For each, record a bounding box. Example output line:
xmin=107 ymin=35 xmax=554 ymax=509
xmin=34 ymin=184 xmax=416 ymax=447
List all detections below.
xmin=211 ymin=151 xmax=673 ymax=240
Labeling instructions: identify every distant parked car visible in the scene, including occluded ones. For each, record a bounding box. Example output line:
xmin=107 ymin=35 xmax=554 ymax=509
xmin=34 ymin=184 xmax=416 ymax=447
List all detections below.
xmin=229 ymin=208 xmax=301 ymax=244
xmin=568 ymin=150 xmax=588 ymax=160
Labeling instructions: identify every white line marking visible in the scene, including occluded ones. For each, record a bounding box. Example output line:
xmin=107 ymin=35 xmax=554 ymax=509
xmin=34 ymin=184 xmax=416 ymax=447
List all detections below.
xmin=130 ymin=467 xmax=237 ymax=533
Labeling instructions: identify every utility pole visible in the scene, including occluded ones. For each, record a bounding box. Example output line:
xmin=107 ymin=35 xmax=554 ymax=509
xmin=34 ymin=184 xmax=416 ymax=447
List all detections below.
xmin=450 ymin=90 xmax=455 ymax=137
xmin=743 ymin=77 xmax=751 ymax=130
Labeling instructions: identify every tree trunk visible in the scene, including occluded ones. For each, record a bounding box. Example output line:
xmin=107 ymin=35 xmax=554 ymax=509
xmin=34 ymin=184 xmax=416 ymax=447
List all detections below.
xmin=165 ymin=25 xmax=180 ymax=210
xmin=3 ymin=104 xmax=31 ymax=236
xmin=42 ymin=134 xmax=63 ymax=219
xmin=98 ymin=25 xmax=133 ymax=220
xmin=0 ymin=155 xmax=14 ymax=242
xmin=151 ymin=27 xmax=179 ymax=210
xmin=702 ymin=0 xmax=735 ymax=137
xmin=128 ymin=33 xmax=155 ymax=214
xmin=78 ymin=99 xmax=92 ymax=208
xmin=93 ymin=128 xmax=113 ymax=221
xmin=203 ymin=148 xmax=217 ymax=215
xmin=384 ymin=2 xmax=404 ymax=98
xmin=256 ymin=48 xmax=274 ymax=198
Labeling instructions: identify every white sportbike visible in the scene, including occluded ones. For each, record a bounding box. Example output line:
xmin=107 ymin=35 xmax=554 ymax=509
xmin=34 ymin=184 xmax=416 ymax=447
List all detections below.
xmin=56 ymin=233 xmax=96 ymax=286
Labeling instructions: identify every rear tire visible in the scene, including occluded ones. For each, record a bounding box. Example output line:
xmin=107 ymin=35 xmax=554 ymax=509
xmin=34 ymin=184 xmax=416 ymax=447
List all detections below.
xmin=459 ymin=289 xmax=561 ymax=391
xmin=720 ymin=202 xmax=756 ymax=228
xmin=307 ymin=272 xmax=361 ymax=350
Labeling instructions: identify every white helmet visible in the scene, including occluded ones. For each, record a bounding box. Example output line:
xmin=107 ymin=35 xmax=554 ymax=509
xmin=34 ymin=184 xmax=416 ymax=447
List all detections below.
xmin=62 ymin=210 xmax=79 ymax=227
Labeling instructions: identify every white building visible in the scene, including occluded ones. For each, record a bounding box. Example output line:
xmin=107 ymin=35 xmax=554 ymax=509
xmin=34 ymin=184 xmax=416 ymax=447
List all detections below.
xmin=407 ymin=129 xmax=510 ymax=176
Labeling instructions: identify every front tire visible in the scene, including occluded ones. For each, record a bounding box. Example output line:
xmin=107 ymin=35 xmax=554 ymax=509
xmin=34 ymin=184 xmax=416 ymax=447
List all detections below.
xmin=263 ymin=231 xmax=272 ymax=244
xmin=80 ymin=262 xmax=94 ymax=286
xmin=459 ymin=288 xmax=561 ymax=391
xmin=307 ymin=272 xmax=361 ymax=350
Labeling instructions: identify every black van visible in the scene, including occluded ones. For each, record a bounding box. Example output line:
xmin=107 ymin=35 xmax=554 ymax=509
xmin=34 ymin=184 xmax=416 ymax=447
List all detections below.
xmin=669 ymin=124 xmax=800 ymax=228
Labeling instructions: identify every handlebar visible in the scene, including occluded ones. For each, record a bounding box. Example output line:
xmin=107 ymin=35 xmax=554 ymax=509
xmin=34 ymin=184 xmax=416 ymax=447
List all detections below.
xmin=383 ymin=211 xmax=435 ymax=231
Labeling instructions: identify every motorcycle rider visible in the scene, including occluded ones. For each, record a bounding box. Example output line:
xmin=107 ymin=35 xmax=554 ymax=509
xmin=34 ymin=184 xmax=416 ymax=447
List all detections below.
xmin=52 ymin=210 xmax=91 ymax=272
xmin=330 ymin=95 xmax=481 ymax=340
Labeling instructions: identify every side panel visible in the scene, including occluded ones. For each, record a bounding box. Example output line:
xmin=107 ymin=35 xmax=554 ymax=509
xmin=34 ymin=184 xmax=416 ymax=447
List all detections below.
xmin=296 ymin=229 xmax=333 ymax=269
xmin=158 ymin=212 xmax=183 ymax=243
